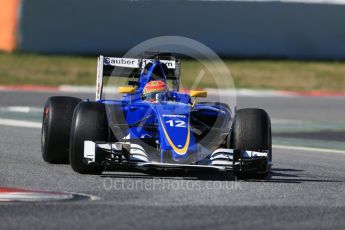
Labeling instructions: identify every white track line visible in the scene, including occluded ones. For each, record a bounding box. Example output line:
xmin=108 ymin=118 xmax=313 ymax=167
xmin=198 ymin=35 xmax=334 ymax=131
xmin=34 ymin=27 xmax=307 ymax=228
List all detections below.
xmin=0 ymin=119 xmax=344 ymax=155
xmin=0 ymin=118 xmax=41 ymax=129
xmin=1 ymin=106 xmax=42 ymax=113
xmin=273 ymin=144 xmax=345 ymax=154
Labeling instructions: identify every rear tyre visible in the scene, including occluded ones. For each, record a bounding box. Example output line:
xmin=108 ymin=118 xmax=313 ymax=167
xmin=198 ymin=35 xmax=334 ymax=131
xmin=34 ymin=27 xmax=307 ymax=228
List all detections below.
xmin=228 ymin=108 xmax=272 ymax=178
xmin=41 ymin=96 xmax=81 ymax=164
xmin=69 ymin=102 xmax=107 ymax=174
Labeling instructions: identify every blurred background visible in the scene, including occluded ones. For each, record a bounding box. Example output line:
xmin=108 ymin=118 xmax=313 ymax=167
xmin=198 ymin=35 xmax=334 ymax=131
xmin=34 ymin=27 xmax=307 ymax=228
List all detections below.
xmin=0 ymin=0 xmax=345 ymax=92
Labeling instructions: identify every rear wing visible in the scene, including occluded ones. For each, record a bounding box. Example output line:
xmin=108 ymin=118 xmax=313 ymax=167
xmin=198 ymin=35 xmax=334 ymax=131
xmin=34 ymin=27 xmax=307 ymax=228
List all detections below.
xmin=96 ymin=55 xmax=181 ymax=100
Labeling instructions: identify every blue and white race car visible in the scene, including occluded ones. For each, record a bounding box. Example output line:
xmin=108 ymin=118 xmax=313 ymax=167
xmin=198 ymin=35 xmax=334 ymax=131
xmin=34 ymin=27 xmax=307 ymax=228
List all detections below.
xmin=41 ymin=54 xmax=272 ymax=178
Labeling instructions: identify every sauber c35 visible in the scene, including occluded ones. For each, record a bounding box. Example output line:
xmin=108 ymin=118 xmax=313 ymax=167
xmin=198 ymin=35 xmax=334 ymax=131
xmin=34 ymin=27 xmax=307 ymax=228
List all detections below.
xmin=41 ymin=54 xmax=272 ymax=178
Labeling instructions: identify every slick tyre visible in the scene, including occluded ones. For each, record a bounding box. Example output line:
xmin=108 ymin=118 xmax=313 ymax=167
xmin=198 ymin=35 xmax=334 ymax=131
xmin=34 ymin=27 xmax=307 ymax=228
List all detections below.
xmin=229 ymin=108 xmax=272 ymax=178
xmin=41 ymin=96 xmax=81 ymax=164
xmin=69 ymin=102 xmax=108 ymax=174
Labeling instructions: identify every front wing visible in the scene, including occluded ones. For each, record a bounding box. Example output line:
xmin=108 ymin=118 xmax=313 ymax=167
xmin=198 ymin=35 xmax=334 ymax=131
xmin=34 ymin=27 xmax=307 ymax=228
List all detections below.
xmin=83 ymin=141 xmax=271 ymax=174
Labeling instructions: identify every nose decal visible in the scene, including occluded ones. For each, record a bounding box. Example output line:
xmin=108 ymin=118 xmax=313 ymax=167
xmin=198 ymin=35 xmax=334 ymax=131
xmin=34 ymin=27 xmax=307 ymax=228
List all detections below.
xmin=159 ymin=117 xmax=190 ymax=155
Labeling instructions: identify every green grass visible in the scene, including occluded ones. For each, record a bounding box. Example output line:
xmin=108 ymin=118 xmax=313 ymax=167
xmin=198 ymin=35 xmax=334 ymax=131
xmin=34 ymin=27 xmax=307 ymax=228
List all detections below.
xmin=1 ymin=52 xmax=345 ymax=92
xmin=0 ymin=52 xmax=96 ymax=85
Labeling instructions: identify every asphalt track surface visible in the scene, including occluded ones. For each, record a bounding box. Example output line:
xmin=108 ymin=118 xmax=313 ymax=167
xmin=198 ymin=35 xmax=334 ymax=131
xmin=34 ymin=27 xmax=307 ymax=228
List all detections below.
xmin=0 ymin=91 xmax=345 ymax=230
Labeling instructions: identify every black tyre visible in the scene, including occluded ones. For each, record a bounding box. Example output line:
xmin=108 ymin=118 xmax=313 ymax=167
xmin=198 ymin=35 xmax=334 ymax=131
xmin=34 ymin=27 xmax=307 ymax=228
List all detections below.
xmin=41 ymin=96 xmax=81 ymax=164
xmin=69 ymin=102 xmax=108 ymax=174
xmin=228 ymin=108 xmax=272 ymax=178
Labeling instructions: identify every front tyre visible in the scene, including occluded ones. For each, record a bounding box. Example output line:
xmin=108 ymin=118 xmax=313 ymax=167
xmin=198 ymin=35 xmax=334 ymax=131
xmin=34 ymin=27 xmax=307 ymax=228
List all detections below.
xmin=41 ymin=96 xmax=81 ymax=164
xmin=229 ymin=108 xmax=272 ymax=178
xmin=69 ymin=102 xmax=108 ymax=174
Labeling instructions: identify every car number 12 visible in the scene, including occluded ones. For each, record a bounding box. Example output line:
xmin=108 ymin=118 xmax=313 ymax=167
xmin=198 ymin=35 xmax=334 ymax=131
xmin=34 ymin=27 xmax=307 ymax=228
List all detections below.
xmin=166 ymin=120 xmax=186 ymax=128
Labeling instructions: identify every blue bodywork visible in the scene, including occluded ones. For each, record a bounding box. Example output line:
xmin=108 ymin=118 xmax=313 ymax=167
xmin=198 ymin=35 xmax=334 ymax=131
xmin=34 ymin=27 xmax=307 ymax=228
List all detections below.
xmin=98 ymin=60 xmax=232 ymax=164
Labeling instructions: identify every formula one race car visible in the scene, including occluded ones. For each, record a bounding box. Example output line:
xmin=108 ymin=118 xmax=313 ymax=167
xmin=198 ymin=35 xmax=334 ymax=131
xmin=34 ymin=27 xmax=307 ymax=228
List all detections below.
xmin=41 ymin=54 xmax=272 ymax=178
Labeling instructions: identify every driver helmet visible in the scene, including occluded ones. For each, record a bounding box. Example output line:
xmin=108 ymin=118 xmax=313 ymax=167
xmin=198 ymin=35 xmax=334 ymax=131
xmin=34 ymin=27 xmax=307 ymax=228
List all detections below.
xmin=142 ymin=80 xmax=166 ymax=102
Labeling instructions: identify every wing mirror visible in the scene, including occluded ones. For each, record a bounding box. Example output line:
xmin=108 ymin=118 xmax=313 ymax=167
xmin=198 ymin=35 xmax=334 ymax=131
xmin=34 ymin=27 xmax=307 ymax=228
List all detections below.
xmin=118 ymin=86 xmax=135 ymax=105
xmin=190 ymin=90 xmax=207 ymax=107
xmin=118 ymin=86 xmax=135 ymax=94
xmin=190 ymin=90 xmax=207 ymax=98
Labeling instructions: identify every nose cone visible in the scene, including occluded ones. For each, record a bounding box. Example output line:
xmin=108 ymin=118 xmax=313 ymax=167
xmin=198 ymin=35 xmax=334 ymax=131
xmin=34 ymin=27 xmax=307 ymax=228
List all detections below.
xmin=153 ymin=102 xmax=197 ymax=162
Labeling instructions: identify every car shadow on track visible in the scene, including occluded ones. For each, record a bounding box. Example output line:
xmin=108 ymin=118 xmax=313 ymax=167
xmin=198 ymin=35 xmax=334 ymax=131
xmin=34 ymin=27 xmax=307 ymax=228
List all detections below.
xmin=102 ymin=165 xmax=237 ymax=181
xmin=246 ymin=167 xmax=345 ymax=184
xmin=100 ymin=167 xmax=344 ymax=183
xmin=101 ymin=171 xmax=236 ymax=181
